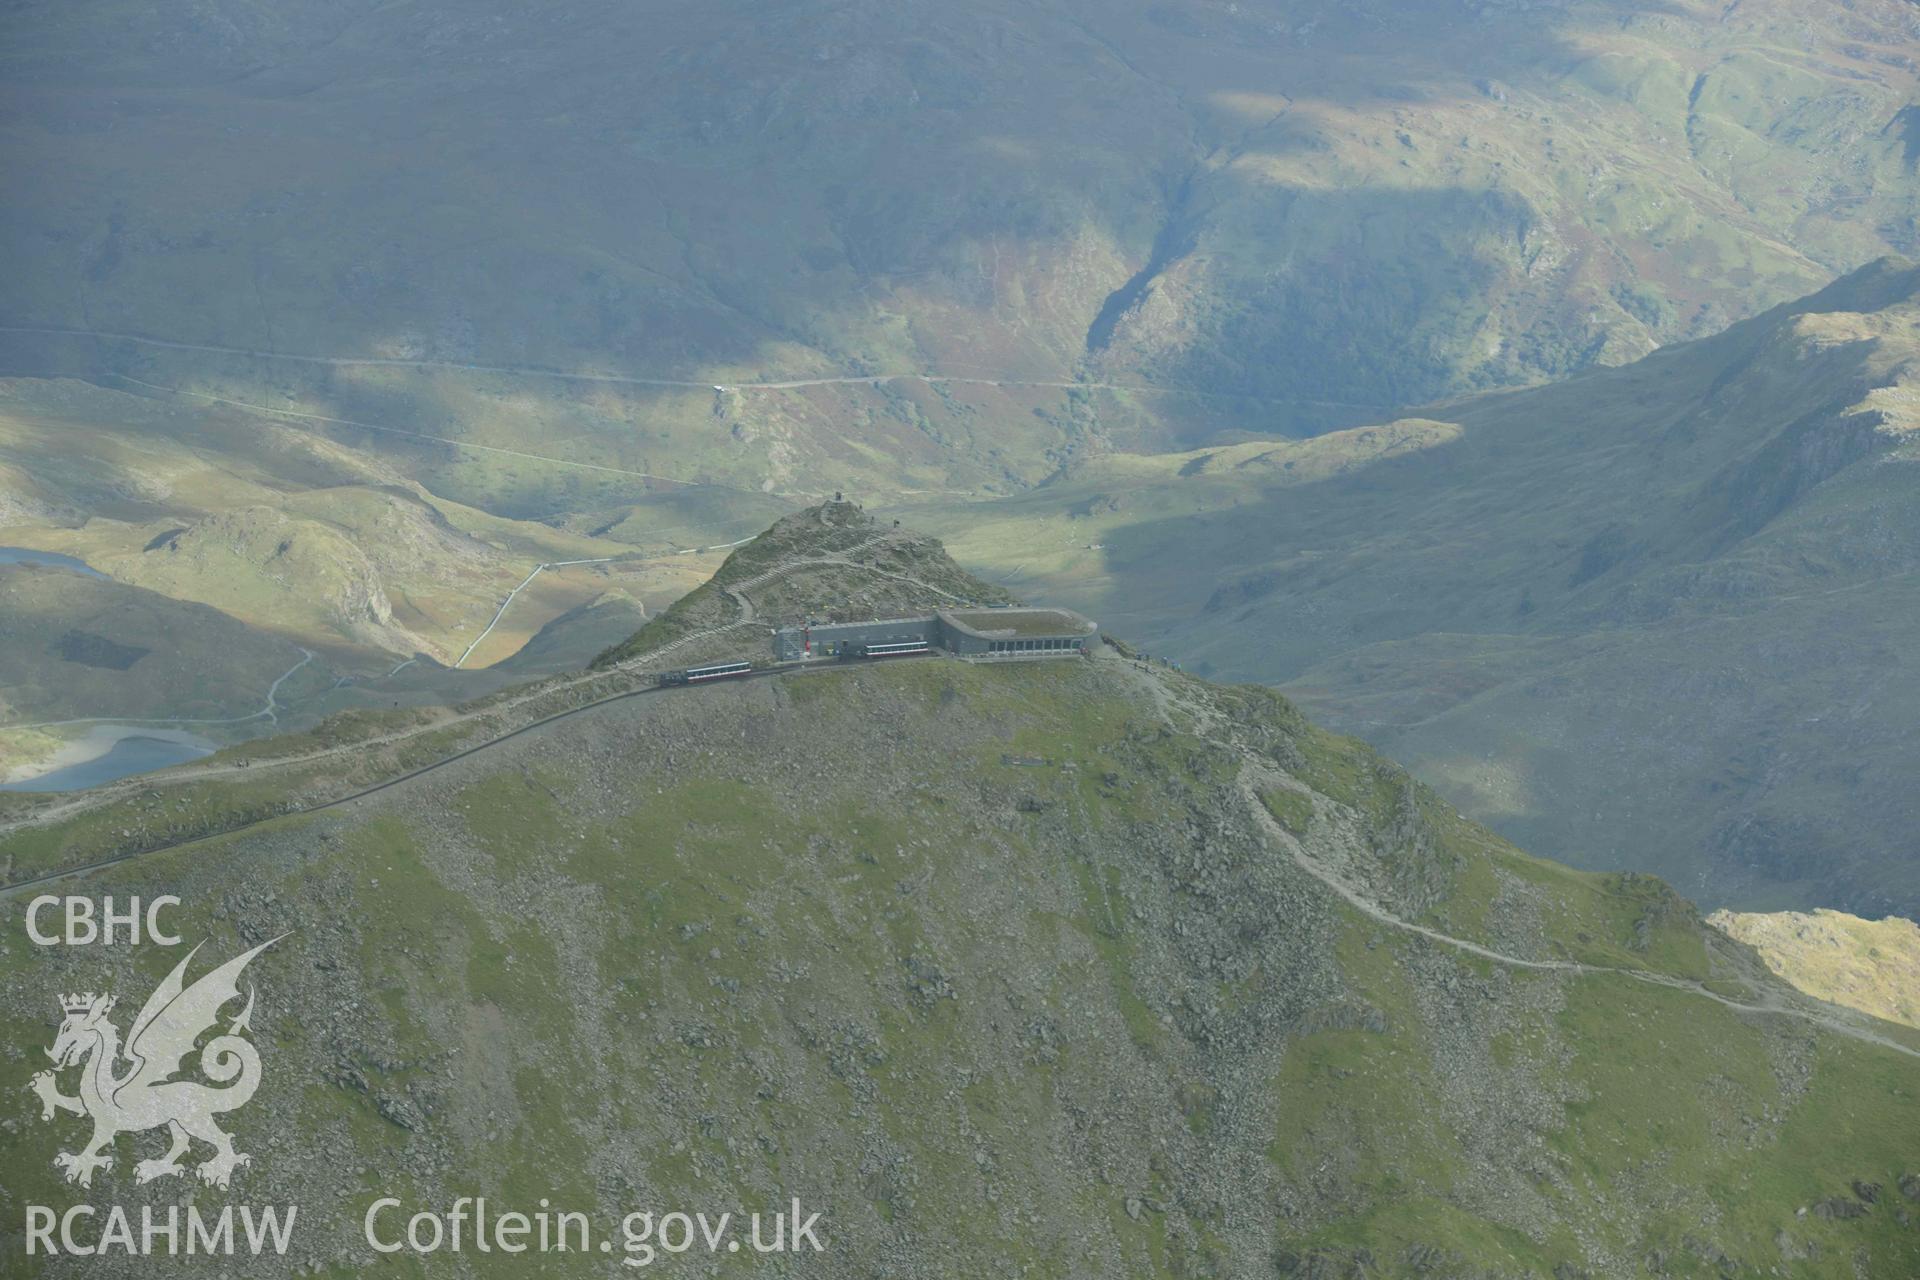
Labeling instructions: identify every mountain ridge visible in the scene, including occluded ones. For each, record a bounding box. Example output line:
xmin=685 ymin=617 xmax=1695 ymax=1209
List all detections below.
xmin=5 ymin=504 xmax=1917 ymax=1276
xmin=4 ymin=583 xmax=1916 ymax=1275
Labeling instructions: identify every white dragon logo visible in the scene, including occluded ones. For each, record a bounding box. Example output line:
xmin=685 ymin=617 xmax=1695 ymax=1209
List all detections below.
xmin=29 ymin=937 xmax=281 ymax=1189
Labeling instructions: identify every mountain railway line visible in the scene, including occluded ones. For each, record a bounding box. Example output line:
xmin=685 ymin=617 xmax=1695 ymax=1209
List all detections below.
xmin=0 ymin=523 xmax=990 ymax=881
xmin=5 ymin=651 xmax=1915 ymax=1068
xmin=0 ymin=655 xmax=914 ymax=897
xmin=0 ymin=532 xmax=919 ymax=838
xmin=4 ymin=507 xmax=1915 ymax=1067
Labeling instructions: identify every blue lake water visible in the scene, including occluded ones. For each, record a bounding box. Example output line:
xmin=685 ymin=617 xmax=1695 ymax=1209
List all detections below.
xmin=0 ymin=546 xmax=108 ymax=579
xmin=1 ymin=728 xmax=216 ymax=792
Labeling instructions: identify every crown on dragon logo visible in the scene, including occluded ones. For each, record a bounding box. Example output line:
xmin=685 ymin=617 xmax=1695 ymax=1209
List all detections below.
xmin=34 ymin=938 xmax=283 ymax=1191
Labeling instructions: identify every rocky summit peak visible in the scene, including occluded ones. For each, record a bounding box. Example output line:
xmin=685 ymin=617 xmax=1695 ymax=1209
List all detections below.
xmin=594 ymin=505 xmax=1016 ymax=669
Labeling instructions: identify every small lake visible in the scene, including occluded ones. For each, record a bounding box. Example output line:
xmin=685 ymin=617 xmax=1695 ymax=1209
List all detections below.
xmin=0 ymin=546 xmax=108 ymax=579
xmin=1 ymin=726 xmax=216 ymax=792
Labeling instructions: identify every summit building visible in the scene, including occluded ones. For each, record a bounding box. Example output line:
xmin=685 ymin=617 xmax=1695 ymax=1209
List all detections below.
xmin=771 ymin=607 xmax=1097 ymax=662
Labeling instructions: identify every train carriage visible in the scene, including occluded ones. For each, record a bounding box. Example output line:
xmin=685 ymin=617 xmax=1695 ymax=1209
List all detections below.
xmin=657 ymin=660 xmax=753 ymax=686
xmin=850 ymin=640 xmax=929 ymax=659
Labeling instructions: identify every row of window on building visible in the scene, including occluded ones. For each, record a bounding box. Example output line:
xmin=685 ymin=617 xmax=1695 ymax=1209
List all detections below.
xmin=988 ymin=638 xmax=1086 ymax=654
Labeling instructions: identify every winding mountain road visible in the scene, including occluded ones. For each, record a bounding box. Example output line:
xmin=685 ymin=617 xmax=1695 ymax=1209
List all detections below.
xmin=1231 ymin=747 xmax=1920 ymax=1062
xmin=5 ymin=647 xmax=314 ymax=734
xmin=2 ymin=324 xmax=1390 ymax=412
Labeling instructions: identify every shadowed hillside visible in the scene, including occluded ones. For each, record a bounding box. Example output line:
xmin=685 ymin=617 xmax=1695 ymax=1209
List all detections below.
xmin=3 ymin=0 xmax=1918 ymax=501
xmin=904 ymin=259 xmax=1920 ymax=915
xmin=0 ymin=563 xmax=315 ymax=780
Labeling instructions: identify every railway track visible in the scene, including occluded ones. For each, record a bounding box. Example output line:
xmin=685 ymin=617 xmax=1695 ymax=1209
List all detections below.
xmin=0 ymin=656 xmax=921 ymax=896
xmin=0 ymin=527 xmax=976 ymax=892
xmin=0 ymin=535 xmax=922 ymax=836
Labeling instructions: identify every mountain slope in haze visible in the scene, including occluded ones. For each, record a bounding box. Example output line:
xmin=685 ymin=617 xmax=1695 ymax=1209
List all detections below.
xmin=0 ymin=563 xmax=316 ymax=779
xmin=0 ymin=376 xmax=767 ymax=679
xmin=3 ymin=0 xmax=1918 ymax=503
xmin=3 ymin=622 xmax=1917 ymax=1277
xmin=904 ymin=258 xmax=1920 ymax=916
xmin=0 ymin=371 xmax=782 ymax=783
xmin=5 ymin=0 xmax=1920 ymax=808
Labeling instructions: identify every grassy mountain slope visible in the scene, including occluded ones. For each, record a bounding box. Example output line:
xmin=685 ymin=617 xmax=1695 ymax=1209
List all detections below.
xmin=0 ymin=501 xmax=1010 ymax=872
xmin=2 ymin=649 xmax=1916 ymax=1277
xmin=492 ymin=591 xmax=650 ymax=675
xmin=2 ymin=507 xmax=1916 ymax=1277
xmin=904 ymin=259 xmax=1920 ymax=916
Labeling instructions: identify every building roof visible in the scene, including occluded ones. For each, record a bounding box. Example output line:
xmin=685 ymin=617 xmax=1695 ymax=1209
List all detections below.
xmin=937 ymin=607 xmax=1097 ymax=639
xmin=776 ymin=616 xmax=935 ymax=635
